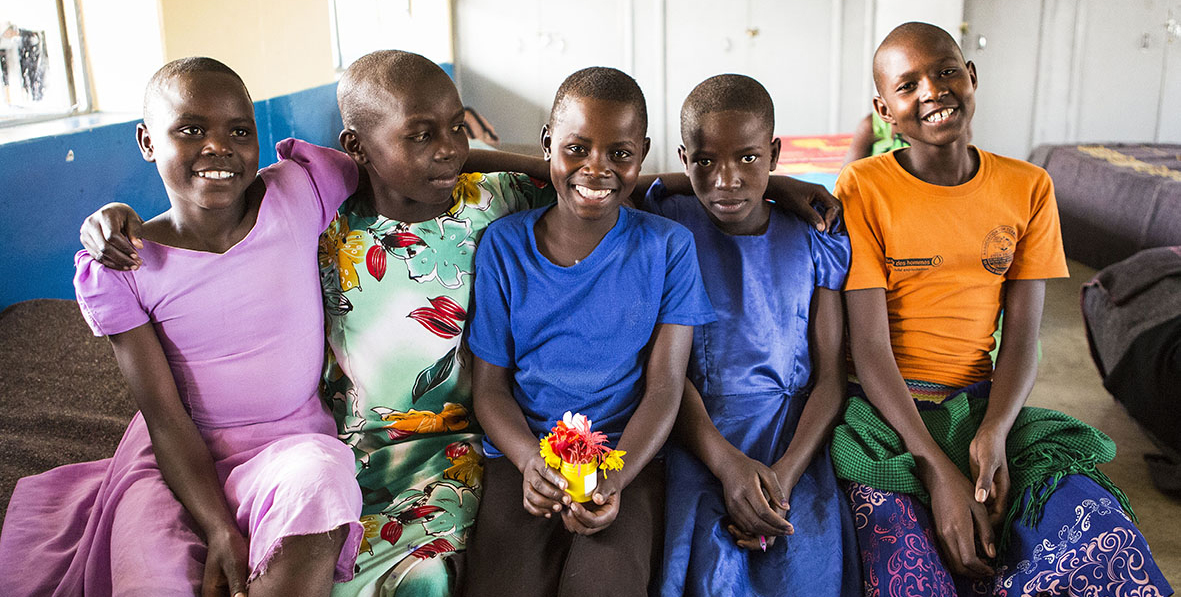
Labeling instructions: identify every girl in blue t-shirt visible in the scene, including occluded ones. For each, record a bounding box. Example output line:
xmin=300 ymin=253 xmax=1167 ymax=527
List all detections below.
xmin=463 ymin=67 xmax=715 ymax=597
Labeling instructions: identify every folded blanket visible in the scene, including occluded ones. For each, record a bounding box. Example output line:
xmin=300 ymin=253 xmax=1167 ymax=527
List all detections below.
xmin=831 ymin=391 xmax=1134 ymax=547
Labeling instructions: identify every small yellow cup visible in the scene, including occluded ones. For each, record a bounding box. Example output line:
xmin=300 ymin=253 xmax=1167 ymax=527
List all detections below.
xmin=559 ymin=459 xmax=598 ymax=503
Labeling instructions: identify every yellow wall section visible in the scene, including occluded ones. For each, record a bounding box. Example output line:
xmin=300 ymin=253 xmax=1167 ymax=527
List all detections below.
xmin=158 ymin=0 xmax=336 ymax=100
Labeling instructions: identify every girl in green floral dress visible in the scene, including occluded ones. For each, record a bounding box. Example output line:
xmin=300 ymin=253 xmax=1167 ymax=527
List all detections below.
xmin=318 ymin=51 xmax=555 ymax=595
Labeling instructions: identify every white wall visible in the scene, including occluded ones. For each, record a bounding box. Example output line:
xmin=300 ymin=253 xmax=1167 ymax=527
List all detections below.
xmin=455 ymin=0 xmax=972 ymax=170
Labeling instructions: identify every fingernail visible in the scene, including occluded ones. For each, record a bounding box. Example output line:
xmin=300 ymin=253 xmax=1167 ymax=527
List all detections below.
xmin=976 ymin=489 xmax=987 ymax=503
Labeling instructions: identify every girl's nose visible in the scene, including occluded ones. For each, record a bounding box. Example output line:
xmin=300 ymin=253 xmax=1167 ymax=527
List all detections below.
xmin=714 ymin=162 xmax=740 ymax=190
xmin=436 ymin=133 xmax=464 ymax=161
xmin=581 ymin=152 xmax=610 ymax=178
xmin=919 ymin=77 xmax=947 ymax=102
xmin=203 ymin=134 xmax=233 ymax=156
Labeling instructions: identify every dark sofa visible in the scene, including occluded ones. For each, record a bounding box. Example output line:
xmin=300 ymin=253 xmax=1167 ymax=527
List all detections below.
xmin=0 ymin=299 xmax=135 ymax=526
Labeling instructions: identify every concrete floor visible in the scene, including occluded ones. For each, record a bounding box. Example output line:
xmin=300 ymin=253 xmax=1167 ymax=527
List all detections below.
xmin=1030 ymin=260 xmax=1179 ymax=586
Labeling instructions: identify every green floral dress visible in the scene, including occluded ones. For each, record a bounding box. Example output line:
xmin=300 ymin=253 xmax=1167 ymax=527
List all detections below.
xmin=318 ymin=172 xmax=553 ymax=596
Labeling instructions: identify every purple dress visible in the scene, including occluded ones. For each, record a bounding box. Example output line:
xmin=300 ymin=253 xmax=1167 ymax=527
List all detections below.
xmin=0 ymin=140 xmax=364 ymax=596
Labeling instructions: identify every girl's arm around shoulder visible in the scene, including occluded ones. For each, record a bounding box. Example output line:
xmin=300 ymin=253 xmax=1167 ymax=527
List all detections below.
xmin=79 ymin=205 xmax=145 ymax=272
xmin=106 ymin=324 xmax=250 ymax=596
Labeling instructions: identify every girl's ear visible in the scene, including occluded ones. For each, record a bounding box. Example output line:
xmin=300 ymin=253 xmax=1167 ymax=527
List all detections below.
xmin=540 ymin=124 xmax=552 ymax=161
xmin=967 ymin=60 xmax=978 ymax=89
xmin=677 ymin=145 xmax=689 ymax=170
xmin=872 ymin=95 xmax=895 ymax=125
xmin=339 ymin=129 xmax=367 ymax=164
xmin=768 ymin=137 xmax=782 ymax=171
xmin=136 ymin=122 xmax=154 ymax=162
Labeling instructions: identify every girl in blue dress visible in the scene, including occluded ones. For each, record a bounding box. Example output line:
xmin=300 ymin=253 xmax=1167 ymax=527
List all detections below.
xmin=648 ymin=74 xmax=860 ymax=597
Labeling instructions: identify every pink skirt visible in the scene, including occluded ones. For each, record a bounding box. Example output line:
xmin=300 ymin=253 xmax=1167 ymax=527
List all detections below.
xmin=0 ymin=396 xmax=363 ymax=596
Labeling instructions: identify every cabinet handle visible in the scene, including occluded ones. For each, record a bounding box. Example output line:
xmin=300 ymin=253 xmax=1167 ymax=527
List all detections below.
xmin=975 ymin=34 xmax=987 ymax=51
xmin=746 ymin=27 xmax=760 ymax=38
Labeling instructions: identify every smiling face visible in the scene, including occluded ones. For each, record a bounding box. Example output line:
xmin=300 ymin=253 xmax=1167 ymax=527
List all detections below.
xmin=347 ymin=72 xmax=469 ymax=217
xmin=680 ymin=110 xmax=779 ymax=235
xmin=873 ymin=30 xmax=977 ymax=150
xmin=543 ymin=95 xmax=649 ymax=225
xmin=138 ymin=71 xmax=259 ymax=211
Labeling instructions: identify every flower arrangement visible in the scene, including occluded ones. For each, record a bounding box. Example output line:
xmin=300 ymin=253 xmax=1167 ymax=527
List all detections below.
xmin=539 ymin=412 xmax=626 ymax=502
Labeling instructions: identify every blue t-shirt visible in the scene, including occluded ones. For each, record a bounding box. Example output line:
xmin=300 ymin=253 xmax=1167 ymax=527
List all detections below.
xmin=468 ymin=205 xmax=716 ymax=458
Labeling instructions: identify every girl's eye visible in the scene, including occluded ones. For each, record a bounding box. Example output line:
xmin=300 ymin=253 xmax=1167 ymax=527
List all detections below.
xmin=696 ymin=158 xmax=713 ymax=167
xmin=897 ymin=82 xmax=916 ymax=93
xmin=410 ymin=132 xmax=430 ymax=142
xmin=940 ymin=68 xmax=958 ymax=77
xmin=566 ymin=144 xmax=586 ymax=154
xmin=451 ymin=123 xmax=468 ymax=134
xmin=612 ymin=150 xmax=632 ymax=160
xmin=230 ymin=128 xmax=252 ymax=138
xmin=179 ymin=126 xmax=202 ymax=135
xmin=741 ymin=155 xmax=758 ymax=164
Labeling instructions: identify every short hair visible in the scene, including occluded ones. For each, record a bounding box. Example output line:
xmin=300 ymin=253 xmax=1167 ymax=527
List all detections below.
xmin=143 ymin=57 xmax=248 ymax=124
xmin=872 ymin=22 xmax=965 ymax=94
xmin=338 ymin=50 xmax=452 ymax=131
xmin=549 ymin=67 xmax=647 ymax=134
xmin=680 ymin=74 xmax=774 ymax=142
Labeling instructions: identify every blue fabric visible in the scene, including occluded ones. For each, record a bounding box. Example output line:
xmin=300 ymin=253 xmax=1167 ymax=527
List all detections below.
xmin=468 ymin=205 xmax=715 ymax=459
xmin=647 ymin=181 xmax=860 ymax=597
xmin=846 ymin=476 xmax=1173 ymax=597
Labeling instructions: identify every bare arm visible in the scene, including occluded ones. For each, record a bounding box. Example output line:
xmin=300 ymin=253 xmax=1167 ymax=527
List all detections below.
xmin=612 ymin=323 xmax=693 ymax=489
xmin=562 ymin=323 xmax=694 ymax=535
xmin=465 ymin=148 xmax=840 ymax=229
xmin=80 ymin=203 xmax=145 ymax=271
xmin=471 ymin=355 xmax=570 ymax=517
xmin=771 ymin=288 xmax=846 ymax=491
xmin=673 ymin=376 xmax=793 ymax=543
xmin=107 ymin=324 xmax=249 ymax=597
xmin=846 ymin=288 xmax=995 ymax=576
xmin=970 ymin=279 xmax=1045 ymax=523
xmin=464 ymin=148 xmax=550 ymax=180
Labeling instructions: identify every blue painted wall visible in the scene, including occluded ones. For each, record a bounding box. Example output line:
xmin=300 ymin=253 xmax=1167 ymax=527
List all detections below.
xmin=0 ymin=82 xmax=344 ymax=310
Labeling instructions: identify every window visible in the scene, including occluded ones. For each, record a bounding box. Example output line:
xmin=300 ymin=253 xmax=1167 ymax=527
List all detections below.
xmin=1 ymin=0 xmax=89 ymax=126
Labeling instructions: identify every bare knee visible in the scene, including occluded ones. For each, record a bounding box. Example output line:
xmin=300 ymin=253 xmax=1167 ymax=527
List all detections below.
xmin=247 ymin=525 xmax=350 ymax=597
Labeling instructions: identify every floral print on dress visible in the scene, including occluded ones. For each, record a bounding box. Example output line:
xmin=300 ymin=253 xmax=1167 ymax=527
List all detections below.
xmin=844 ymin=479 xmax=1171 ymax=597
xmin=319 ymin=216 xmax=366 ymax=292
xmin=367 ymin=217 xmax=476 ymax=289
xmin=372 ymin=402 xmax=470 ymax=441
xmin=317 ymin=172 xmax=554 ymax=593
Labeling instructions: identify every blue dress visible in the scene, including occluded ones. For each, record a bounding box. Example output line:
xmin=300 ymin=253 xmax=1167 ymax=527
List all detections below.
xmin=648 ymin=182 xmax=861 ymax=597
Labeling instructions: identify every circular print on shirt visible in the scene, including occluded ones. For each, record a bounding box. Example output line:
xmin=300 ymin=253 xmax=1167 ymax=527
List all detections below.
xmin=981 ymin=225 xmax=1016 ymax=275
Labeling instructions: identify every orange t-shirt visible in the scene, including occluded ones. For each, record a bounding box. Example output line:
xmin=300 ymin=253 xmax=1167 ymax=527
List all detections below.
xmin=839 ymin=148 xmax=1069 ymax=387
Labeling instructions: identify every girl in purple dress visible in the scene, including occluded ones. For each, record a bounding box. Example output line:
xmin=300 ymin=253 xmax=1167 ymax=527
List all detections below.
xmin=0 ymin=58 xmax=363 ymax=597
